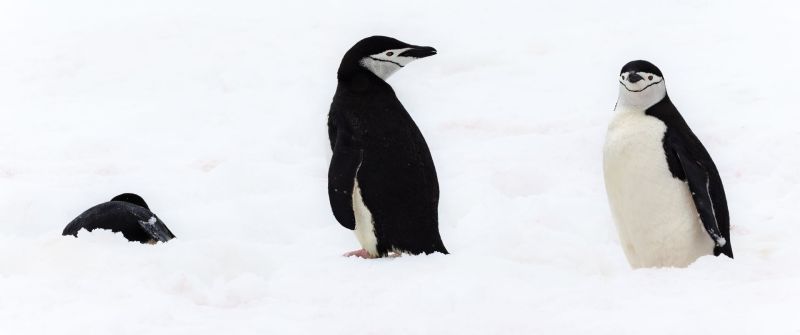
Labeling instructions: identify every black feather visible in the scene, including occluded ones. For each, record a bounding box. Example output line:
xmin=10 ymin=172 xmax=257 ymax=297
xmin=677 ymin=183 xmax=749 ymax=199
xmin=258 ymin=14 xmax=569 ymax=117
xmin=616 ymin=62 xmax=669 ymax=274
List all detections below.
xmin=62 ymin=194 xmax=175 ymax=244
xmin=327 ymin=37 xmax=448 ymax=257
xmin=646 ymin=96 xmax=733 ymax=258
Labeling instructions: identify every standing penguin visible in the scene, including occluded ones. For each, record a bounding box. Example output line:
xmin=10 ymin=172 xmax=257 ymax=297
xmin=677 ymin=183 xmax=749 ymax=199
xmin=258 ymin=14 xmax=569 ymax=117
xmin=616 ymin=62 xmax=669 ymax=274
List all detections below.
xmin=63 ymin=193 xmax=175 ymax=244
xmin=603 ymin=60 xmax=732 ymax=268
xmin=327 ymin=36 xmax=447 ymax=258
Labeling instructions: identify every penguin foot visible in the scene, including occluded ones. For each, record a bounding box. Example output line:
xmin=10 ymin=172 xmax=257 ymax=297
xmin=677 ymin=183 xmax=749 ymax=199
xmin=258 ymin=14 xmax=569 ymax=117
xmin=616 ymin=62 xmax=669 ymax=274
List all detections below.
xmin=343 ymin=249 xmax=375 ymax=259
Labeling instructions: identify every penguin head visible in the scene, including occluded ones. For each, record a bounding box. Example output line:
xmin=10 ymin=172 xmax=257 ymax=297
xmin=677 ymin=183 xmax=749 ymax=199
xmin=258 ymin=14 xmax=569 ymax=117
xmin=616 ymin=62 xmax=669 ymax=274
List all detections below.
xmin=617 ymin=60 xmax=667 ymax=109
xmin=110 ymin=193 xmax=149 ymax=209
xmin=338 ymin=36 xmax=437 ymax=81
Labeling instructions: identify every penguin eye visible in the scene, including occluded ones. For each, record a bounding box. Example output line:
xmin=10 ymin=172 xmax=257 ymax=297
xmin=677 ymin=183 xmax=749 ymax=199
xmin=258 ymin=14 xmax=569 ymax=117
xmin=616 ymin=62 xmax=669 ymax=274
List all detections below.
xmin=648 ymin=75 xmax=654 ymax=80
xmin=386 ymin=52 xmax=394 ymax=56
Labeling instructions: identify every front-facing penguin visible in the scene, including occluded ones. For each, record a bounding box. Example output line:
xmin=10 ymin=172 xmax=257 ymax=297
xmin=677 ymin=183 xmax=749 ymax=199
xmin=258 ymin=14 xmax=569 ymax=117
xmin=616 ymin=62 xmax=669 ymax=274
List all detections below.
xmin=603 ymin=60 xmax=732 ymax=268
xmin=327 ymin=36 xmax=447 ymax=258
xmin=63 ymin=193 xmax=175 ymax=243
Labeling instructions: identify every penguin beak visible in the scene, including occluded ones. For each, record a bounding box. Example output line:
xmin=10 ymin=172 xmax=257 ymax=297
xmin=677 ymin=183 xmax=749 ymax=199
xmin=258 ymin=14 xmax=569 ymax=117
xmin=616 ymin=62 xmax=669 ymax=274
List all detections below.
xmin=627 ymin=72 xmax=644 ymax=84
xmin=399 ymin=46 xmax=437 ymax=59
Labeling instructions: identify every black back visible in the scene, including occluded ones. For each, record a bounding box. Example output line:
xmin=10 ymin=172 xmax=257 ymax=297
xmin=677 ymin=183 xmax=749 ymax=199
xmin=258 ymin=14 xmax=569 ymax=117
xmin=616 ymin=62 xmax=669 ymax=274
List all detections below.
xmin=646 ymin=96 xmax=732 ymax=258
xmin=62 ymin=194 xmax=175 ymax=243
xmin=327 ymin=37 xmax=447 ymax=257
xmin=620 ymin=60 xmax=663 ymax=77
xmin=111 ymin=193 xmax=149 ymax=209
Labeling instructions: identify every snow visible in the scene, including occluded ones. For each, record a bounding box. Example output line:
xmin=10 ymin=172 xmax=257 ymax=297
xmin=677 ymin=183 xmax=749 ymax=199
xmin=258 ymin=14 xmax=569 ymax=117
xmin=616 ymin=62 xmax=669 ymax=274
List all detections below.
xmin=140 ymin=216 xmax=158 ymax=226
xmin=1 ymin=0 xmax=799 ymax=333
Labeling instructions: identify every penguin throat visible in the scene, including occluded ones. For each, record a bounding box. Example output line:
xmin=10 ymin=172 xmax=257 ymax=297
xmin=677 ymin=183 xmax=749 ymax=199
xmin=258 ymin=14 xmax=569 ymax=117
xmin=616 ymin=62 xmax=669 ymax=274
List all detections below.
xmin=360 ymin=57 xmax=402 ymax=80
xmin=615 ymin=83 xmax=667 ymax=112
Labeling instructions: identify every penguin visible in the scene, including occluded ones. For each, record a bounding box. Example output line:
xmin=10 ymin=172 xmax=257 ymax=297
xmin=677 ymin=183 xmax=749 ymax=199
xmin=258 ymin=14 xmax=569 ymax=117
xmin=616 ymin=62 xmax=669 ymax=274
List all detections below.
xmin=62 ymin=193 xmax=175 ymax=244
xmin=603 ymin=60 xmax=732 ymax=268
xmin=327 ymin=36 xmax=448 ymax=258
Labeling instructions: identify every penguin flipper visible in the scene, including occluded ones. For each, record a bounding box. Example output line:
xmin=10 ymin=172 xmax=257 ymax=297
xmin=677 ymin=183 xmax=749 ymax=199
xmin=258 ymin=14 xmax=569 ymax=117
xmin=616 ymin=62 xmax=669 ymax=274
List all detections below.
xmin=62 ymin=220 xmax=86 ymax=237
xmin=674 ymin=148 xmax=732 ymax=258
xmin=137 ymin=215 xmax=176 ymax=242
xmin=63 ymin=203 xmax=174 ymax=244
xmin=328 ymin=131 xmax=361 ymax=230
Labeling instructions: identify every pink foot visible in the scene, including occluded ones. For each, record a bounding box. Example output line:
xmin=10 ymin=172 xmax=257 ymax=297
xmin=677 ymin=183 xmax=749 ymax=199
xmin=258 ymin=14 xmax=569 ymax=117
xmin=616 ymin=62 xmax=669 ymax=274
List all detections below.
xmin=343 ymin=249 xmax=375 ymax=259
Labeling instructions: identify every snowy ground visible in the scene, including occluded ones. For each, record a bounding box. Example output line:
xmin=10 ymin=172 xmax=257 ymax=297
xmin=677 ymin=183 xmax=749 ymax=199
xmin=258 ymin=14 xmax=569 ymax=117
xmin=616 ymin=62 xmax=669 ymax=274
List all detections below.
xmin=1 ymin=0 xmax=799 ymax=334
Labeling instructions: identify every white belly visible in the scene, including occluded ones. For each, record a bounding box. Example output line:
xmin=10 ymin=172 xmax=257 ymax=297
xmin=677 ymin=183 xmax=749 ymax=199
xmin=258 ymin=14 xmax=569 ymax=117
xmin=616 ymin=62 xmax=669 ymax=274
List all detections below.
xmin=352 ymin=178 xmax=378 ymax=256
xmin=603 ymin=110 xmax=714 ymax=268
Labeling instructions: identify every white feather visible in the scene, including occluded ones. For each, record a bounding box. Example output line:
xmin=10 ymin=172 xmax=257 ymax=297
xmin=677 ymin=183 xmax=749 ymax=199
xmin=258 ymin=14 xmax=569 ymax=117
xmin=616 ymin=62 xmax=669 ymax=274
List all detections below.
xmin=352 ymin=178 xmax=378 ymax=257
xmin=603 ymin=81 xmax=714 ymax=268
xmin=359 ymin=47 xmax=415 ymax=80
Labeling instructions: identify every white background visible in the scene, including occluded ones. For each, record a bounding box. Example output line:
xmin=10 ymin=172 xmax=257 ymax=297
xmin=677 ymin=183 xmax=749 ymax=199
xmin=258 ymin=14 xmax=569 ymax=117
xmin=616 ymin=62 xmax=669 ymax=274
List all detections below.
xmin=1 ymin=1 xmax=798 ymax=334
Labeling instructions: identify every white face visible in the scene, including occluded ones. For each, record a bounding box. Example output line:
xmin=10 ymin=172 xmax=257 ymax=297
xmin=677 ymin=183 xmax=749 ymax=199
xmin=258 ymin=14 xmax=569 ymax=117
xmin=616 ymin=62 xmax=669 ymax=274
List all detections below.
xmin=616 ymin=71 xmax=666 ymax=111
xmin=359 ymin=47 xmax=417 ymax=80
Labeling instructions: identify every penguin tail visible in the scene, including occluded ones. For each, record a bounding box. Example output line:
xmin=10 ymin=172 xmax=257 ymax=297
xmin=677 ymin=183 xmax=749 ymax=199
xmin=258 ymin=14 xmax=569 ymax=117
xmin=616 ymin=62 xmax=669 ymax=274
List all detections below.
xmin=405 ymin=242 xmax=449 ymax=256
xmin=430 ymin=239 xmax=449 ymax=255
xmin=714 ymin=243 xmax=733 ymax=259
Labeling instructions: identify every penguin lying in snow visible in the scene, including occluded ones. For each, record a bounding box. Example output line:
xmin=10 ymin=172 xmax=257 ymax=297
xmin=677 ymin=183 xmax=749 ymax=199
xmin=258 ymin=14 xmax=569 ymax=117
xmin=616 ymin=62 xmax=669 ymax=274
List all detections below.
xmin=603 ymin=60 xmax=732 ymax=268
xmin=327 ymin=36 xmax=448 ymax=258
xmin=63 ymin=193 xmax=175 ymax=244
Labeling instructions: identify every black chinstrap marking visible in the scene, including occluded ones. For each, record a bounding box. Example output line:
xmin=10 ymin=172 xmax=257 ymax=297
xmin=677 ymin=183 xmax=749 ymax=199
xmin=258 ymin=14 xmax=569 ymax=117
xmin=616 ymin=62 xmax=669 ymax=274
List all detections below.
xmin=619 ymin=79 xmax=664 ymax=93
xmin=367 ymin=56 xmax=404 ymax=68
